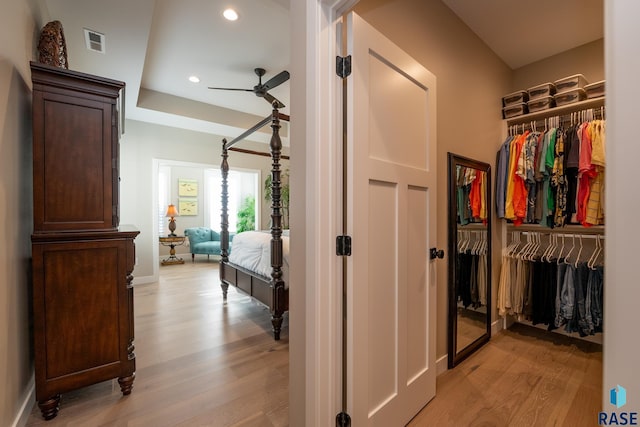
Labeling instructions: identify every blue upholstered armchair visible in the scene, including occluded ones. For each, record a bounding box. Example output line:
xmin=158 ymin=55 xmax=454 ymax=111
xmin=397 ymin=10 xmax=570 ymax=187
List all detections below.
xmin=184 ymin=227 xmax=233 ymax=262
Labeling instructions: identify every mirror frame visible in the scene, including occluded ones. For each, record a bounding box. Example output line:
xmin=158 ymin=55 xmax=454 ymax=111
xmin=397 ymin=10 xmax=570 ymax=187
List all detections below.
xmin=447 ymin=152 xmax=492 ymax=369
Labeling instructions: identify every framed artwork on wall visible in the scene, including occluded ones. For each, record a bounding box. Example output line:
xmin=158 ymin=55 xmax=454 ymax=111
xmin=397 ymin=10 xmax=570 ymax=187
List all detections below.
xmin=179 ymin=198 xmax=198 ymax=216
xmin=178 ymin=178 xmax=198 ymax=197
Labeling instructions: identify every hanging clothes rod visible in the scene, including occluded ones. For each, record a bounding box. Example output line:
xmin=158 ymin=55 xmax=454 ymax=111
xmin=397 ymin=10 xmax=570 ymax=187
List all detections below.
xmin=507 ymin=107 xmax=605 ymax=135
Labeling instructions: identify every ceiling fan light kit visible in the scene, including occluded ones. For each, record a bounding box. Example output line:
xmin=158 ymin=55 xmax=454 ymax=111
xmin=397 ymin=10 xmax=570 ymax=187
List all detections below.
xmin=208 ymin=67 xmax=289 ymax=108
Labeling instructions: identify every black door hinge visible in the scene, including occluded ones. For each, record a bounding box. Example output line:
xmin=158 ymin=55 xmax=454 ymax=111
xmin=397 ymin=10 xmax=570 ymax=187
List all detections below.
xmin=336 ymin=235 xmax=352 ymax=256
xmin=336 ymin=411 xmax=351 ymax=427
xmin=336 ymin=55 xmax=352 ymax=79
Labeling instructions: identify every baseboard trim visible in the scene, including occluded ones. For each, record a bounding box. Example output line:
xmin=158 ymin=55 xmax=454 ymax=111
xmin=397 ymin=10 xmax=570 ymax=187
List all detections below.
xmin=12 ymin=374 xmax=35 ymax=427
xmin=132 ymin=274 xmax=155 ymax=285
xmin=491 ymin=318 xmax=504 ymax=336
xmin=436 ymin=354 xmax=448 ymax=376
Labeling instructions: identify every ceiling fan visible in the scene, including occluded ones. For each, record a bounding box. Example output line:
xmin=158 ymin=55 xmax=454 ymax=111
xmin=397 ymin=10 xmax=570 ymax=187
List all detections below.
xmin=208 ymin=68 xmax=290 ymax=108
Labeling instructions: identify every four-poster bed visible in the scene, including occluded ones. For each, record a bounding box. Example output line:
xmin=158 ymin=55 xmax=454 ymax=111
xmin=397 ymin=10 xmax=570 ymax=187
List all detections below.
xmin=220 ymin=103 xmax=289 ymax=340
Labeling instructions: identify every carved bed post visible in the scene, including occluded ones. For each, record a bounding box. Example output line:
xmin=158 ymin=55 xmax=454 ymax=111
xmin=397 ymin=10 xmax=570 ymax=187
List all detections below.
xmin=269 ymin=104 xmax=285 ymax=340
xmin=220 ymin=138 xmax=230 ymax=298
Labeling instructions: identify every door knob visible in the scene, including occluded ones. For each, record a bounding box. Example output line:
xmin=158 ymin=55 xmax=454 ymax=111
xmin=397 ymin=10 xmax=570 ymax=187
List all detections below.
xmin=430 ymin=248 xmax=445 ymax=260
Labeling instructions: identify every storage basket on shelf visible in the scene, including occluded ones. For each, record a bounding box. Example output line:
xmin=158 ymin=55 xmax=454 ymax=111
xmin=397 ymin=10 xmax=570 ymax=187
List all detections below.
xmin=502 ymin=90 xmax=528 ymax=107
xmin=554 ymin=74 xmax=588 ymax=93
xmin=502 ymin=103 xmax=527 ymax=119
xmin=528 ymin=82 xmax=555 ymax=100
xmin=527 ymin=96 xmax=555 ymax=113
xmin=554 ymin=88 xmax=587 ymax=106
xmin=584 ymin=80 xmax=605 ymax=99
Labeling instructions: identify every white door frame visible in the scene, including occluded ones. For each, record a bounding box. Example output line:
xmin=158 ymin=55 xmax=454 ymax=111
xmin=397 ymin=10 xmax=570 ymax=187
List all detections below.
xmin=289 ymin=0 xmax=359 ymax=426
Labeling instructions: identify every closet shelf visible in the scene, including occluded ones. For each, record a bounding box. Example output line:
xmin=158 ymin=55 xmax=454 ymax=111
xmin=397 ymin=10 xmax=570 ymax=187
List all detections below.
xmin=458 ymin=223 xmax=488 ymax=230
xmin=506 ymin=224 xmax=604 ymax=235
xmin=505 ymin=96 xmax=605 ymax=126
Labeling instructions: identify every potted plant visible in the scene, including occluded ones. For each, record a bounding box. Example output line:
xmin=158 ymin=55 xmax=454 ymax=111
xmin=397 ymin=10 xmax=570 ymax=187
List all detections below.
xmin=236 ymin=195 xmax=256 ymax=232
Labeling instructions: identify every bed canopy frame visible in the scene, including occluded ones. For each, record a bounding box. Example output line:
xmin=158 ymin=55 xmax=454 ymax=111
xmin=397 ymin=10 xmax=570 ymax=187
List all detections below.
xmin=220 ymin=103 xmax=290 ymax=340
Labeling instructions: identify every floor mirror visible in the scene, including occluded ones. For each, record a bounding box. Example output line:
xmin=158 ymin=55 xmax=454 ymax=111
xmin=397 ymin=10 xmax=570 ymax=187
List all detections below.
xmin=447 ymin=153 xmax=492 ymax=368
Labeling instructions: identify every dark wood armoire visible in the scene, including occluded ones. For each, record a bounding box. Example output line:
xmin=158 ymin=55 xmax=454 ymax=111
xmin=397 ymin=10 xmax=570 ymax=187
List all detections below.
xmin=30 ymin=62 xmax=139 ymax=420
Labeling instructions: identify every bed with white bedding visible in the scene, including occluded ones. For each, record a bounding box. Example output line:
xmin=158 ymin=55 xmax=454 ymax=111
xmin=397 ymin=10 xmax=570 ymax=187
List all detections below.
xmin=228 ymin=230 xmax=289 ymax=288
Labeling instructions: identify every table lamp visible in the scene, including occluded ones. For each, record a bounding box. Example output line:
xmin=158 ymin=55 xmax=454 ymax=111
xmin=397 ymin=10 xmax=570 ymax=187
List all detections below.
xmin=165 ymin=204 xmax=179 ymax=236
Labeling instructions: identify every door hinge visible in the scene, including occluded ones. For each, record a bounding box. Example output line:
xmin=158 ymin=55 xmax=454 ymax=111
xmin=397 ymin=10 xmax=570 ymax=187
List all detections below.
xmin=336 ymin=55 xmax=352 ymax=79
xmin=336 ymin=411 xmax=351 ymax=427
xmin=336 ymin=235 xmax=352 ymax=256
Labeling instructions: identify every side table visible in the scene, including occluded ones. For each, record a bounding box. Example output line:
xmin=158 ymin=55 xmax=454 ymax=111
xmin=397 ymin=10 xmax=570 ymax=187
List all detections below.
xmin=159 ymin=236 xmax=186 ymax=265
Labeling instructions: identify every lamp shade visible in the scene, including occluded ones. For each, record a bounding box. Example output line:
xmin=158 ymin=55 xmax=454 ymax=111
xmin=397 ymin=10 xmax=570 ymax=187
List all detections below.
xmin=165 ymin=204 xmax=179 ymax=217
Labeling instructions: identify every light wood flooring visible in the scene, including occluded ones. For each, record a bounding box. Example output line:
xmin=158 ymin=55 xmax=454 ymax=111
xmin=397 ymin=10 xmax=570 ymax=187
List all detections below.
xmin=25 ymin=262 xmax=602 ymax=426
xmin=409 ymin=323 xmax=602 ymax=427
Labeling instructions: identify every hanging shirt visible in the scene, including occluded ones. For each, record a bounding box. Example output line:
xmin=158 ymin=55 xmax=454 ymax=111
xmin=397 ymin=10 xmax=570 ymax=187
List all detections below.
xmin=480 ymin=171 xmax=488 ymax=222
xmin=496 ymin=137 xmax=512 ymax=218
xmin=552 ymin=130 xmax=567 ymax=227
xmin=504 ymin=135 xmax=520 ymax=220
xmin=591 ymin=120 xmax=606 ymax=167
xmin=512 ymin=131 xmax=530 ymax=225
xmin=577 ymin=123 xmax=596 ymax=225
xmin=470 ymin=171 xmax=482 ymax=219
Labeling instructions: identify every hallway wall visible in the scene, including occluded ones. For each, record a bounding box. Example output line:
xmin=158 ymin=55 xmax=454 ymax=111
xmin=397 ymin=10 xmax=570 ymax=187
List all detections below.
xmin=0 ymin=0 xmax=39 ymax=425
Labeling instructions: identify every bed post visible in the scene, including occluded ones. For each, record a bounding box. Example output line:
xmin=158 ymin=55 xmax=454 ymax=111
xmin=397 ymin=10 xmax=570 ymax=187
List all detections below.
xmin=270 ymin=104 xmax=286 ymax=340
xmin=220 ymin=138 xmax=229 ymax=298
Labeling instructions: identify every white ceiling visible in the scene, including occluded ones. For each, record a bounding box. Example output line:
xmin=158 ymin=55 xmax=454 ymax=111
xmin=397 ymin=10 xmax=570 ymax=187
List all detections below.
xmin=38 ymin=0 xmax=603 ymax=142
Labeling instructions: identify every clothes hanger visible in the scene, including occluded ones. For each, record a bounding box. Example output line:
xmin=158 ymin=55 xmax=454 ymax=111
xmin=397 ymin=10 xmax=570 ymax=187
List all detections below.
xmin=556 ymin=234 xmax=566 ymax=264
xmin=542 ymin=233 xmax=554 ymax=262
xmin=588 ymin=234 xmax=602 ymax=269
xmin=472 ymin=231 xmax=481 ymax=255
xmin=508 ymin=231 xmax=521 ymax=257
xmin=564 ymin=234 xmax=576 ymax=265
xmin=517 ymin=233 xmax=532 ymax=259
xmin=530 ymin=232 xmax=541 ymax=261
xmin=574 ymin=235 xmax=583 ymax=268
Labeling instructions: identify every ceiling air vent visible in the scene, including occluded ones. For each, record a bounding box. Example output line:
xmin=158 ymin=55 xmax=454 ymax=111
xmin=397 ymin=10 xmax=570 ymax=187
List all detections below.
xmin=83 ymin=28 xmax=105 ymax=53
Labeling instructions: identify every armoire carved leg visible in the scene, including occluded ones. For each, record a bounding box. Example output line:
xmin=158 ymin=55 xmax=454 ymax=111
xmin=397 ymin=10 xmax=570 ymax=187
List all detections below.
xmin=221 ymin=281 xmax=229 ymax=299
xmin=38 ymin=395 xmax=61 ymax=420
xmin=271 ymin=312 xmax=283 ymax=341
xmin=118 ymin=374 xmax=135 ymax=395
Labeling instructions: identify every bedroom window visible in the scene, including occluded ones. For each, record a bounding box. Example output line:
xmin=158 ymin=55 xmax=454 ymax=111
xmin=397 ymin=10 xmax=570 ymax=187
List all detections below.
xmin=204 ymin=168 xmax=259 ymax=232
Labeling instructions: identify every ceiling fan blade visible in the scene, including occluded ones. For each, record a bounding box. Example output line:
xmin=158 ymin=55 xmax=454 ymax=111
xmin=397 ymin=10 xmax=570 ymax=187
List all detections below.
xmin=263 ymin=92 xmax=285 ymax=109
xmin=261 ymin=70 xmax=290 ymax=91
xmin=207 ymin=87 xmax=254 ymax=92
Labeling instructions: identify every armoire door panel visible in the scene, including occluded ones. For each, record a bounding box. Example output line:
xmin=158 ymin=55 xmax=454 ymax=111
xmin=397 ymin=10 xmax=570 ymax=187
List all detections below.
xmin=42 ymin=97 xmax=110 ymax=226
xmin=42 ymin=246 xmax=121 ymax=378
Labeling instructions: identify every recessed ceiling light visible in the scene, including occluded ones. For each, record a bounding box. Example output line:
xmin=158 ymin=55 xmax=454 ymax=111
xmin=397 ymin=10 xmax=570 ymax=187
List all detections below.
xmin=188 ymin=75 xmax=200 ymax=83
xmin=223 ymin=8 xmax=239 ymax=21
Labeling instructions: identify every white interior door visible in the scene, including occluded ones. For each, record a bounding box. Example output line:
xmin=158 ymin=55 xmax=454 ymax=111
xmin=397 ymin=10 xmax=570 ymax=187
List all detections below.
xmin=345 ymin=12 xmax=438 ymax=426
